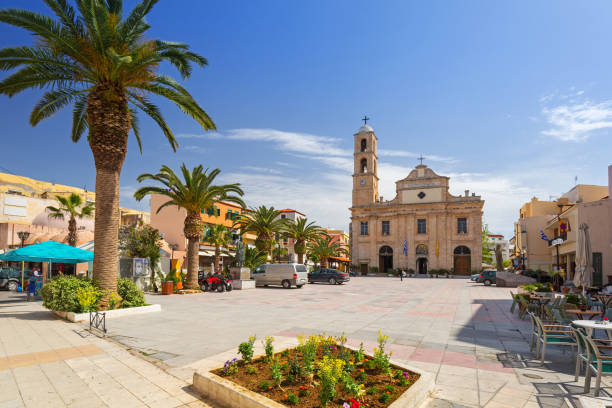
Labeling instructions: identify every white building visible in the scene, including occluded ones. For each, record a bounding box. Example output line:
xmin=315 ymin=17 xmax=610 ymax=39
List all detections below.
xmin=487 ymin=234 xmax=510 ymax=261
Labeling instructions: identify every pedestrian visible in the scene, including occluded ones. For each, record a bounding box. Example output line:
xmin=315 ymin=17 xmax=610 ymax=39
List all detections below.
xmin=400 ymin=269 xmax=404 ymax=282
xmin=26 ymin=278 xmax=36 ymax=301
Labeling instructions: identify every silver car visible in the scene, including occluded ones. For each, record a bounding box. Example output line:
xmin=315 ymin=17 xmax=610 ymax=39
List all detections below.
xmin=253 ymin=263 xmax=308 ymax=288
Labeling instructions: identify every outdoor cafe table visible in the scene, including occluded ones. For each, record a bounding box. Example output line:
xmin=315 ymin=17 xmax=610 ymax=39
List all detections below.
xmin=529 ymin=295 xmax=552 ymax=317
xmin=573 ymin=320 xmax=612 ymax=337
xmin=566 ymin=309 xmax=602 ymax=320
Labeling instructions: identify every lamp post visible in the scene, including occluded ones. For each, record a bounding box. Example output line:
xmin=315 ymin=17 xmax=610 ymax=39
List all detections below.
xmin=17 ymin=231 xmax=30 ymax=248
xmin=16 ymin=231 xmax=30 ymax=291
xmin=169 ymin=243 xmax=178 ymax=260
xmin=521 ymin=249 xmax=526 ymax=271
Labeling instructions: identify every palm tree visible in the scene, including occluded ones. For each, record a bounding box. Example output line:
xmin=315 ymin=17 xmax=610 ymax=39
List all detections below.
xmin=308 ymin=234 xmax=348 ymax=268
xmin=203 ymin=224 xmax=232 ymax=274
xmin=134 ymin=164 xmax=244 ymax=289
xmin=235 ymin=206 xmax=284 ymax=258
xmin=243 ymin=247 xmax=267 ymax=270
xmin=283 ymin=218 xmax=321 ymax=264
xmin=46 ymin=193 xmax=94 ymax=246
xmin=0 ymin=1 xmax=214 ymax=293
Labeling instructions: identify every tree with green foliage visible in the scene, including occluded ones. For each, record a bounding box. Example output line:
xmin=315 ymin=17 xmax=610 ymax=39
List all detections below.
xmin=282 ymin=217 xmax=321 ymax=264
xmin=46 ymin=193 xmax=94 ymax=246
xmin=134 ymin=164 xmax=244 ymax=289
xmin=482 ymin=224 xmax=493 ymax=265
xmin=202 ymin=224 xmax=232 ymax=274
xmin=118 ymin=224 xmax=162 ymax=291
xmin=0 ymin=0 xmax=214 ymax=293
xmin=243 ymin=247 xmax=267 ymax=270
xmin=234 ymin=206 xmax=284 ymax=258
xmin=308 ymin=234 xmax=348 ymax=268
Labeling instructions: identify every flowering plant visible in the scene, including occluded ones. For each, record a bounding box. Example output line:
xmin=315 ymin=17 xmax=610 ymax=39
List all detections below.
xmin=221 ymin=358 xmax=238 ymax=376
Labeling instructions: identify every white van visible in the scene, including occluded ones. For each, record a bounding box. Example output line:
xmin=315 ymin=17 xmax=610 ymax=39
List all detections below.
xmin=253 ymin=263 xmax=308 ymax=289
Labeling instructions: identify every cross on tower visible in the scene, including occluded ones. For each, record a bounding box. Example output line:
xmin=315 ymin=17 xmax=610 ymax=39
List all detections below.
xmin=361 ymin=115 xmax=370 ymax=125
xmin=418 ymin=155 xmax=425 ymax=165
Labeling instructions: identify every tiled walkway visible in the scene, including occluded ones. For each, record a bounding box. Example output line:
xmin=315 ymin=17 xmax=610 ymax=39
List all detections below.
xmin=106 ymin=277 xmax=612 ymax=407
xmin=0 ymin=292 xmax=212 ymax=408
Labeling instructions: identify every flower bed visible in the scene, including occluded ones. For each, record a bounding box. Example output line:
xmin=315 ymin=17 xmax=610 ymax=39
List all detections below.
xmin=209 ymin=332 xmax=420 ymax=408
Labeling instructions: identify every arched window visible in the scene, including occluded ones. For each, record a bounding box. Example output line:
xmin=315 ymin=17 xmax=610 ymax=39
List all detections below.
xmin=360 ymin=139 xmax=367 ymax=152
xmin=454 ymin=246 xmax=471 ymax=255
xmin=379 ymin=246 xmax=393 ymax=255
xmin=360 ymin=158 xmax=367 ymax=173
xmin=416 ymin=244 xmax=428 ymax=255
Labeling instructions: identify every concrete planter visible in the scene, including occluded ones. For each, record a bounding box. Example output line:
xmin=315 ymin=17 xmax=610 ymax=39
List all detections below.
xmin=193 ymin=353 xmax=434 ymax=408
xmin=53 ymin=304 xmax=161 ymax=322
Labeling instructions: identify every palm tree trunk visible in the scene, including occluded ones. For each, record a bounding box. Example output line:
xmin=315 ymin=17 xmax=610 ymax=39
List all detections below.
xmin=186 ymin=238 xmax=199 ymax=289
xmin=321 ymin=257 xmax=329 ymax=268
xmin=214 ymin=247 xmax=221 ymax=274
xmin=67 ymin=216 xmax=77 ymax=247
xmin=88 ymin=85 xmax=130 ymax=293
xmin=184 ymin=211 xmax=204 ymax=289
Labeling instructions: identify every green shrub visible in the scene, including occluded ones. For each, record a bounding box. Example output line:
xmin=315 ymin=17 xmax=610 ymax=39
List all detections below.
xmin=399 ymin=377 xmax=410 ymax=386
xmin=298 ymin=388 xmax=309 ymax=397
xmin=238 ymin=335 xmax=256 ymax=362
xmin=373 ymin=331 xmax=392 ymax=374
xmin=262 ymin=336 xmax=274 ymax=361
xmin=270 ymin=356 xmax=283 ymax=387
xmin=286 ymin=393 xmax=299 ymax=405
xmin=117 ymin=278 xmax=146 ymax=308
xmin=379 ymin=392 xmax=391 ymax=403
xmin=384 ymin=384 xmax=396 ymax=393
xmin=259 ymin=380 xmax=271 ymax=391
xmin=356 ymin=370 xmax=367 ymax=382
xmin=366 ymin=385 xmax=378 ymax=395
xmin=41 ymin=276 xmax=101 ymax=312
xmin=246 ymin=365 xmax=257 ymax=374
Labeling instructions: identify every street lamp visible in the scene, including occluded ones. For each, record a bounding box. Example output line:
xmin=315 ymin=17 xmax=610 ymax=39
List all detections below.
xmin=169 ymin=243 xmax=178 ymax=260
xmin=17 ymin=231 xmax=30 ymax=248
xmin=521 ymin=249 xmax=526 ymax=270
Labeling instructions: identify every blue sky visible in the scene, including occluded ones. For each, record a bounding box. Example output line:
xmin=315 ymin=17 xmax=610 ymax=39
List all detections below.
xmin=1 ymin=1 xmax=612 ymax=238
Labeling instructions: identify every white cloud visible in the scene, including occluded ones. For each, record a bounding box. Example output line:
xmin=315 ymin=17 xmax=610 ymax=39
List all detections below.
xmin=177 ymin=132 xmax=222 ymax=139
xmin=226 ymin=128 xmax=349 ymax=157
xmin=182 ymin=145 xmax=207 ymax=153
xmin=378 ymin=149 xmax=457 ymax=163
xmin=240 ymin=165 xmax=282 ymax=175
xmin=541 ymin=91 xmax=612 ymax=141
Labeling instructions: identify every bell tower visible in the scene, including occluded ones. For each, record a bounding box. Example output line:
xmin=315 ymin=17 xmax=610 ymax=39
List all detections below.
xmin=352 ymin=118 xmax=379 ymax=207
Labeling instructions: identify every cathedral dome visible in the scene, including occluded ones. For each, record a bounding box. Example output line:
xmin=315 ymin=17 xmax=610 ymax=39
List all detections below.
xmin=358 ymin=124 xmax=373 ymax=133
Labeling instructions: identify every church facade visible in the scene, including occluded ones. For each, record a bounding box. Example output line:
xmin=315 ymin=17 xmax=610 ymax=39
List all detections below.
xmin=349 ymin=124 xmax=484 ymax=275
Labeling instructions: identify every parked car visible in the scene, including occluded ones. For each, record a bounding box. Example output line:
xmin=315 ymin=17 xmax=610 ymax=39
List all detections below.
xmin=308 ymin=268 xmax=350 ymax=285
xmin=477 ymin=270 xmax=496 ymax=286
xmin=252 ymin=263 xmax=308 ymax=289
xmin=470 ymin=273 xmax=480 ymax=281
xmin=0 ymin=267 xmax=31 ymax=291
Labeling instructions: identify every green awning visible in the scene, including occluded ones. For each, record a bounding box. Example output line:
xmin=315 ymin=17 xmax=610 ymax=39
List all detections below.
xmin=0 ymin=241 xmax=94 ymax=263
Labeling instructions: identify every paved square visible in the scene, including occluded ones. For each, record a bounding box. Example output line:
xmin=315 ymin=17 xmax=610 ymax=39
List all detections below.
xmin=105 ymin=277 xmax=612 ymax=407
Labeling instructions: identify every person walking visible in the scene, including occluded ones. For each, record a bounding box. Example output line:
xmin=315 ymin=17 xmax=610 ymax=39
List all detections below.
xmin=400 ymin=269 xmax=404 ymax=282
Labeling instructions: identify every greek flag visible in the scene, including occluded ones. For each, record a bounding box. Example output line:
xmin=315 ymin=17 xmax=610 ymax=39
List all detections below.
xmin=403 ymin=239 xmax=408 ymax=255
xmin=540 ymin=230 xmax=549 ymax=241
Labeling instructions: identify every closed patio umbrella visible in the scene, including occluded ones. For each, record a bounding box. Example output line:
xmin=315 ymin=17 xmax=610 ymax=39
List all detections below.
xmin=574 ymin=223 xmax=594 ymax=289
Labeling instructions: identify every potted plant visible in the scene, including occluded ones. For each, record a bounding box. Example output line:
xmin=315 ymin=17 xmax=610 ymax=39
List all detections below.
xmin=160 ymin=270 xmax=175 ymax=295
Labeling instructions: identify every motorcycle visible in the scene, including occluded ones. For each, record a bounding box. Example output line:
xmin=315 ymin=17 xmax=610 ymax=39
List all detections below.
xmin=198 ymin=272 xmax=232 ymax=292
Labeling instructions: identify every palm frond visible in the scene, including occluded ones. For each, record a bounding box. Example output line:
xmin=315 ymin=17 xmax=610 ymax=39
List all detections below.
xmin=71 ymin=93 xmax=88 ymax=142
xmin=30 ymin=88 xmax=86 ymax=125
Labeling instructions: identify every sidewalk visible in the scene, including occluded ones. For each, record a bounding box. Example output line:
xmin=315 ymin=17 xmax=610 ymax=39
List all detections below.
xmin=0 ymin=291 xmax=212 ymax=408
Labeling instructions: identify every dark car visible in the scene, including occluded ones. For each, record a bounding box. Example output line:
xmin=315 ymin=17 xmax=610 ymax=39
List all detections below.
xmin=0 ymin=267 xmax=32 ymax=291
xmin=476 ymin=270 xmax=496 ymax=286
xmin=308 ymin=268 xmax=350 ymax=285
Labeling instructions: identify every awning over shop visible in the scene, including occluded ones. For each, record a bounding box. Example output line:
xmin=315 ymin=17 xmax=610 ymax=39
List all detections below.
xmin=329 ymin=256 xmax=350 ymax=263
xmin=198 ymin=250 xmax=229 ymax=257
xmin=0 ymin=241 xmax=94 ymax=263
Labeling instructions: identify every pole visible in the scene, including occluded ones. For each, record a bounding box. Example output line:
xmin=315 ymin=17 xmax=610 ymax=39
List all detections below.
xmin=556 ymin=245 xmax=560 ymax=271
xmin=21 ymin=261 xmax=24 ymax=292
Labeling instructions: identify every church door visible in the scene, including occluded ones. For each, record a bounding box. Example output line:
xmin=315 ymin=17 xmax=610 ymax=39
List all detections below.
xmin=453 ymin=246 xmax=471 ymax=275
xmin=417 ymin=258 xmax=428 ymax=274
xmin=379 ymin=246 xmax=393 ymax=273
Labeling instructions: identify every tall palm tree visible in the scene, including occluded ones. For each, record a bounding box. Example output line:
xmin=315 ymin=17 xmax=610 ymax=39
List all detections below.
xmin=0 ymin=1 xmax=214 ymax=293
xmin=235 ymin=206 xmax=284 ymax=258
xmin=134 ymin=164 xmax=244 ymax=289
xmin=283 ymin=218 xmax=321 ymax=264
xmin=46 ymin=193 xmax=94 ymax=246
xmin=243 ymin=247 xmax=267 ymax=270
xmin=203 ymin=224 xmax=232 ymax=274
xmin=308 ymin=234 xmax=348 ymax=268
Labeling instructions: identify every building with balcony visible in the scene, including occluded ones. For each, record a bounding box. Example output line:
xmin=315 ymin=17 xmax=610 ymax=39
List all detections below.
xmin=542 ymin=185 xmax=610 ymax=285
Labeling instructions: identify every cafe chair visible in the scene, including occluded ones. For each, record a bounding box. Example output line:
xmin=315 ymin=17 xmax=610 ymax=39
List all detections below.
xmin=532 ymin=313 xmax=575 ymax=365
xmin=510 ymin=291 xmax=517 ymax=314
xmin=575 ymin=327 xmax=612 ymax=396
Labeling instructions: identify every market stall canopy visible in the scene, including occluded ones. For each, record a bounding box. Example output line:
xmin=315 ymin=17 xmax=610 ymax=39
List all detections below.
xmin=0 ymin=241 xmax=93 ymax=263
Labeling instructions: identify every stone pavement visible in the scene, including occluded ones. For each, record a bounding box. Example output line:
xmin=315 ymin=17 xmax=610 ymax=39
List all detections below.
xmin=0 ymin=291 xmax=213 ymax=408
xmin=105 ymin=277 xmax=612 ymax=407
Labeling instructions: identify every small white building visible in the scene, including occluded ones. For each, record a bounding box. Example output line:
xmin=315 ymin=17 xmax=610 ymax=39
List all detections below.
xmin=487 ymin=234 xmax=510 ymax=261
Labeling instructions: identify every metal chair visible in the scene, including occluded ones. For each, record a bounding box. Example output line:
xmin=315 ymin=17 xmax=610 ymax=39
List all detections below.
xmin=532 ymin=313 xmax=575 ymax=365
xmin=571 ymin=325 xmax=590 ymax=382
xmin=510 ymin=291 xmax=517 ymax=314
xmin=578 ymin=329 xmax=612 ymax=396
xmin=519 ymin=297 xmax=538 ymax=319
